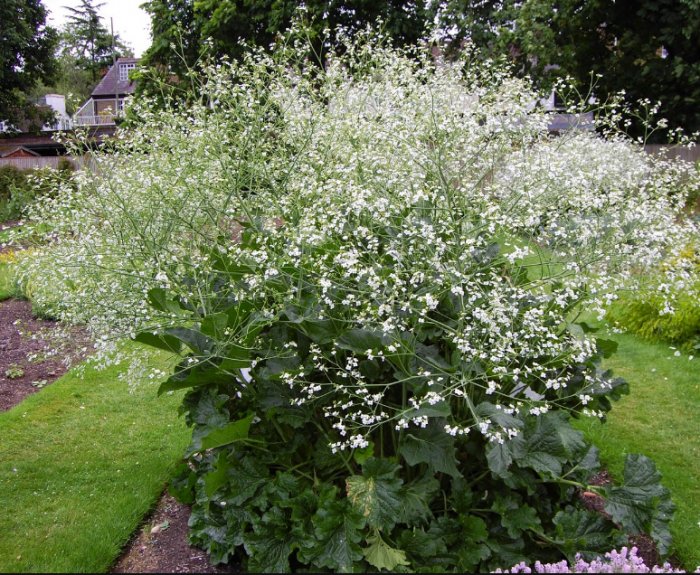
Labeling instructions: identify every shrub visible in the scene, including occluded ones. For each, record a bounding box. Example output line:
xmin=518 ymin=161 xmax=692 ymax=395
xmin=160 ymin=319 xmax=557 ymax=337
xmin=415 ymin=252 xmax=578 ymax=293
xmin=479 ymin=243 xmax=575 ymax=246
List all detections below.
xmin=607 ymin=240 xmax=700 ymax=351
xmin=0 ymin=163 xmax=75 ymax=222
xmin=0 ymin=165 xmax=30 ymax=221
xmin=16 ymin=30 xmax=699 ymax=571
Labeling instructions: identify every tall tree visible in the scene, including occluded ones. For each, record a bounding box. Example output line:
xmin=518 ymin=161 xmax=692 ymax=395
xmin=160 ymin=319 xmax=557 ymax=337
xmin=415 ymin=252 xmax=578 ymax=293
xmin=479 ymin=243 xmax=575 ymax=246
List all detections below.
xmin=138 ymin=0 xmax=431 ymax=99
xmin=61 ymin=0 xmax=131 ymax=82
xmin=193 ymin=0 xmax=431 ymax=60
xmin=0 ymin=0 xmax=58 ymax=129
xmin=140 ymin=0 xmax=199 ymax=79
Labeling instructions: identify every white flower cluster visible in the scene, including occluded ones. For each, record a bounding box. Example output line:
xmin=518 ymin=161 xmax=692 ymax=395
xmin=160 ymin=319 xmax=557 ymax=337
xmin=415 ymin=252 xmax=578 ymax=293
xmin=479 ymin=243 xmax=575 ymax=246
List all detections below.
xmin=14 ymin=34 xmax=698 ymax=448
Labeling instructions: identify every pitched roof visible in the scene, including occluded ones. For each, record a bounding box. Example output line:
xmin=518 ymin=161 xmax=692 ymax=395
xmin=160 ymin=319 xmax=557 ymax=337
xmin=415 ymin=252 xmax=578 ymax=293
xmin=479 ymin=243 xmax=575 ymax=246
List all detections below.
xmin=1 ymin=146 xmax=40 ymax=158
xmin=91 ymin=57 xmax=140 ymax=97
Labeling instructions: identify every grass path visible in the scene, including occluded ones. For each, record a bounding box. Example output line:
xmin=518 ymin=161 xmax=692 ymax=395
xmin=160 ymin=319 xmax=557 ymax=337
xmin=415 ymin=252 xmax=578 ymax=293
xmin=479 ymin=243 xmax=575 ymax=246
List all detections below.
xmin=0 ymin=346 xmax=190 ymax=573
xmin=575 ymin=333 xmax=700 ymax=569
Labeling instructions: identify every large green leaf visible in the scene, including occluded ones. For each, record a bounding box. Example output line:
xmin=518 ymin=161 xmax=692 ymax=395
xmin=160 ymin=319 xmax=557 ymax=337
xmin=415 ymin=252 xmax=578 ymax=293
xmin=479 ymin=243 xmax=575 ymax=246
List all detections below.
xmin=398 ymin=420 xmax=460 ymax=478
xmin=485 ymin=539 xmax=528 ymax=572
xmin=158 ymin=360 xmax=233 ymax=395
xmin=184 ymin=387 xmax=229 ymax=430
xmin=165 ymin=326 xmax=217 ymax=355
xmin=346 ymin=458 xmax=403 ymax=530
xmin=363 ymin=532 xmax=410 ymax=571
xmin=203 ymin=452 xmax=231 ymax=498
xmin=184 ymin=389 xmax=235 ymax=455
xmin=300 ymin=497 xmax=364 ymax=572
xmin=398 ymin=472 xmax=439 ymax=526
xmin=414 ymin=342 xmax=452 ymax=371
xmin=403 ymin=401 xmax=451 ymax=419
xmin=147 ymin=287 xmax=184 ymax=314
xmin=553 ymin=509 xmax=620 ymax=561
xmin=486 ymin=442 xmax=514 ymax=479
xmin=300 ymin=318 xmax=340 ymax=344
xmin=225 ymin=300 xmax=256 ymax=331
xmin=168 ymin=463 xmax=197 ymax=505
xmin=201 ymin=311 xmax=229 ymax=340
xmin=284 ymin=301 xmax=341 ymax=344
xmin=225 ymin=456 xmax=270 ymax=506
xmin=492 ymin=495 xmax=541 ymax=538
xmin=337 ymin=329 xmax=386 ymax=354
xmin=595 ymin=337 xmax=619 ymax=359
xmin=199 ymin=413 xmax=254 ymax=450
xmin=133 ymin=331 xmax=182 ymax=353
xmin=244 ymin=506 xmax=294 ymax=573
xmin=396 ymin=527 xmax=449 ymax=569
xmin=512 ymin=411 xmax=587 ymax=477
xmin=603 ymin=454 xmax=674 ymax=555
xmin=456 ymin=539 xmax=491 ymax=572
xmin=460 ymin=514 xmax=489 ymax=542
xmin=567 ymin=445 xmax=602 ymax=483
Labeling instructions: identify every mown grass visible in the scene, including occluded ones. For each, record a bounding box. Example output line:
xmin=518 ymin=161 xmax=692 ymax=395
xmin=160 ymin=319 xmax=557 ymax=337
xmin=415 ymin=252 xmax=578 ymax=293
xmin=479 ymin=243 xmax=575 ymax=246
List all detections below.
xmin=0 ymin=344 xmax=190 ymax=573
xmin=575 ymin=333 xmax=700 ymax=569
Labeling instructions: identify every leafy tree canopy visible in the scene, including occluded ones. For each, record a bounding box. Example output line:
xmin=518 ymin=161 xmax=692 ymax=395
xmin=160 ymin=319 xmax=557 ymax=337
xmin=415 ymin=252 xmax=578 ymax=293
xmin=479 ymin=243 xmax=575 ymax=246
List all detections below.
xmin=60 ymin=0 xmax=133 ymax=83
xmin=435 ymin=0 xmax=700 ymax=140
xmin=138 ymin=0 xmax=699 ymax=139
xmin=0 ymin=0 xmax=58 ymax=129
xmin=137 ymin=0 xmax=431 ymax=100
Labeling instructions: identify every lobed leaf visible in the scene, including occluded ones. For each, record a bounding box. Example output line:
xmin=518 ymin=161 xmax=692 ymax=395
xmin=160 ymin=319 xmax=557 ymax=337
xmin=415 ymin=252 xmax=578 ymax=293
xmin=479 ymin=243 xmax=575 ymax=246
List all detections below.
xmin=346 ymin=458 xmax=403 ymax=531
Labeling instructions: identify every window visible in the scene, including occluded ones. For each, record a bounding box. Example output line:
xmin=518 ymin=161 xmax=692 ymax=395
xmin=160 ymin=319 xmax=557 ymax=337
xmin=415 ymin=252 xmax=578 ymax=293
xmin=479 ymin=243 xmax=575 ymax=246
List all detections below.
xmin=119 ymin=63 xmax=135 ymax=81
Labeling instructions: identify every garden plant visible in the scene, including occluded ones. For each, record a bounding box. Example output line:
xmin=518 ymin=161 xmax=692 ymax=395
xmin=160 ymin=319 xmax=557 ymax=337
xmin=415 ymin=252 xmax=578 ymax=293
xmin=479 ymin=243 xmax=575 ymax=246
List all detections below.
xmin=13 ymin=29 xmax=700 ymax=572
xmin=0 ymin=159 xmax=75 ymax=222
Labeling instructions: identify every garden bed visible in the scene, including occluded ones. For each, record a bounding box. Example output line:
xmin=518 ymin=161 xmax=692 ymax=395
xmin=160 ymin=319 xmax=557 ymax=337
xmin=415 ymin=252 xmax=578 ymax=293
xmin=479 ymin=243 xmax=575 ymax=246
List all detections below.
xmin=0 ymin=298 xmax=88 ymax=411
xmin=112 ymin=493 xmax=235 ymax=574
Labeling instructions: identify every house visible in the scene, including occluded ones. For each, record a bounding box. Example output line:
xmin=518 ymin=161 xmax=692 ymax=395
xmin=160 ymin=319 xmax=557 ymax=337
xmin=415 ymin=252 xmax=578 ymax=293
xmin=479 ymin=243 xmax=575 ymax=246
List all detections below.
xmin=0 ymin=94 xmax=71 ymax=133
xmin=38 ymin=94 xmax=72 ymax=131
xmin=74 ymin=58 xmax=139 ymax=127
xmin=0 ymin=146 xmax=41 ymax=158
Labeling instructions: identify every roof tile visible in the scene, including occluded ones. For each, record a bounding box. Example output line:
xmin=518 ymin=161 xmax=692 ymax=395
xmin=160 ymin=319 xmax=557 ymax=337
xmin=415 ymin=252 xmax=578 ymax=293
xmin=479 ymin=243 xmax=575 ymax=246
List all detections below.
xmin=91 ymin=57 xmax=140 ymax=97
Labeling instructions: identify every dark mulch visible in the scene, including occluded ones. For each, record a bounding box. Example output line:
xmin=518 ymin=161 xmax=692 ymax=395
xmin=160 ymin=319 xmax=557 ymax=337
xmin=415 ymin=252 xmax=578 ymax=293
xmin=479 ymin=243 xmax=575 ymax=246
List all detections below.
xmin=0 ymin=298 xmax=89 ymax=412
xmin=111 ymin=493 xmax=237 ymax=574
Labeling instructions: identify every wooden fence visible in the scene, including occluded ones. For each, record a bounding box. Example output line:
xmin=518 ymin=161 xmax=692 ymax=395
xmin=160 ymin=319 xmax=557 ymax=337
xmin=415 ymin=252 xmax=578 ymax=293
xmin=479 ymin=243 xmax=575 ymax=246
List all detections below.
xmin=644 ymin=145 xmax=700 ymax=163
xmin=0 ymin=156 xmax=88 ymax=171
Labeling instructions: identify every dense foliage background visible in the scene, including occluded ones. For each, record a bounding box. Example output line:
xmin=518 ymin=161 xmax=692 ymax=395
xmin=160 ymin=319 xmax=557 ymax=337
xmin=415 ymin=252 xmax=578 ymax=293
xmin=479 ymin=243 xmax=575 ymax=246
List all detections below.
xmin=136 ymin=0 xmax=700 ymax=141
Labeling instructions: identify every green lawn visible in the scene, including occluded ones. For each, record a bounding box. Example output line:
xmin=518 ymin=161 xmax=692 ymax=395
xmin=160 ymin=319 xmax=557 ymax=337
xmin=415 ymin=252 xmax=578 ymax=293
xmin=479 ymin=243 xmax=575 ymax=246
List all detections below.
xmin=0 ymin=345 xmax=190 ymax=573
xmin=575 ymin=332 xmax=700 ymax=569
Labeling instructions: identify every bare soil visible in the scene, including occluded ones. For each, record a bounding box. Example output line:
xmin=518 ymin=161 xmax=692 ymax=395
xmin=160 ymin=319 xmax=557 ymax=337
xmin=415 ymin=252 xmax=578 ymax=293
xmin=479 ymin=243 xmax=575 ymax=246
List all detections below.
xmin=0 ymin=298 xmax=89 ymax=411
xmin=111 ymin=493 xmax=236 ymax=574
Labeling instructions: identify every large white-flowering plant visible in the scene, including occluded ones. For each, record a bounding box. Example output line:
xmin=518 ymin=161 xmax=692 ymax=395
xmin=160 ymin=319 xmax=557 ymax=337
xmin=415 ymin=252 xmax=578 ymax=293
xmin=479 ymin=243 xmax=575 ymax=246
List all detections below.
xmin=15 ymin=29 xmax=698 ymax=572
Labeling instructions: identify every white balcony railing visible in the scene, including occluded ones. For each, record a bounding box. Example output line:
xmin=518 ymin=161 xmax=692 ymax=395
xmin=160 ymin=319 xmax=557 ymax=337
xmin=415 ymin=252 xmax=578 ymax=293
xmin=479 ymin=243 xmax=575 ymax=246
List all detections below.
xmin=72 ymin=114 xmax=117 ymax=127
